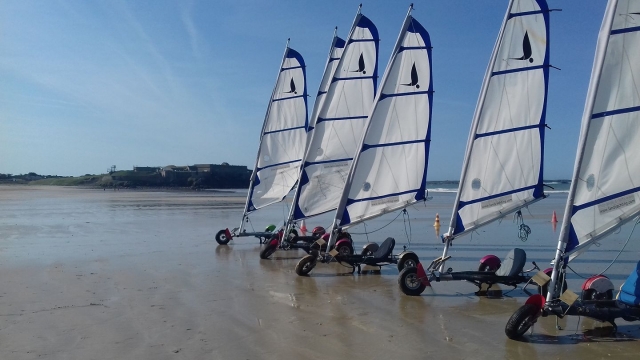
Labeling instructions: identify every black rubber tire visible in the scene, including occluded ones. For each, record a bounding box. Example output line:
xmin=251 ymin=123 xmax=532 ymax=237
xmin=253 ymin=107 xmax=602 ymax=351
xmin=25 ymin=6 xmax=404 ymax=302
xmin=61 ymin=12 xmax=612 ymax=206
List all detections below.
xmin=478 ymin=263 xmax=498 ymax=272
xmin=582 ymin=289 xmax=614 ymax=301
xmin=260 ymin=243 xmax=278 ymax=259
xmin=539 ymin=279 xmax=568 ymax=299
xmin=215 ymin=229 xmax=231 ymax=245
xmin=295 ymin=255 xmax=317 ymax=276
xmin=398 ymin=266 xmax=427 ymax=296
xmin=335 ymin=241 xmax=354 ymax=256
xmin=360 ymin=243 xmax=379 ymax=256
xmin=397 ymin=253 xmax=420 ymax=271
xmin=505 ymin=303 xmax=539 ymax=339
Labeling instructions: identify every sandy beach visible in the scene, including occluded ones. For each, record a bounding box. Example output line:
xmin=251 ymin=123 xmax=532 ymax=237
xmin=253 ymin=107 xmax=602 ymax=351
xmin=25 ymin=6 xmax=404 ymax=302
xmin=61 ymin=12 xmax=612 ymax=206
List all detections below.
xmin=1 ymin=185 xmax=639 ymax=359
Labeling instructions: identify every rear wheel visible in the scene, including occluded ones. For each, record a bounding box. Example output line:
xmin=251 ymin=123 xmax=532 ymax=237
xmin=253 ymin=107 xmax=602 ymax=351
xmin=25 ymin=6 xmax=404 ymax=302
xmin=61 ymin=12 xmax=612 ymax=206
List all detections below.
xmin=397 ymin=253 xmax=420 ymax=271
xmin=259 ymin=243 xmax=278 ymax=259
xmin=215 ymin=230 xmax=230 ymax=245
xmin=295 ymin=255 xmax=317 ymax=276
xmin=582 ymin=289 xmax=614 ymax=301
xmin=398 ymin=266 xmax=427 ymax=296
xmin=335 ymin=241 xmax=354 ymax=256
xmin=478 ymin=263 xmax=498 ymax=272
xmin=505 ymin=304 xmax=539 ymax=339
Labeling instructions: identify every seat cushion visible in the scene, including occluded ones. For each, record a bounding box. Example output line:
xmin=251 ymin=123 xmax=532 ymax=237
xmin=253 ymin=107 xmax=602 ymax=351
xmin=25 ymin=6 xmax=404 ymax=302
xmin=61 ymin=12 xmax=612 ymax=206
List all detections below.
xmin=495 ymin=248 xmax=526 ymax=277
xmin=372 ymin=237 xmax=395 ymax=258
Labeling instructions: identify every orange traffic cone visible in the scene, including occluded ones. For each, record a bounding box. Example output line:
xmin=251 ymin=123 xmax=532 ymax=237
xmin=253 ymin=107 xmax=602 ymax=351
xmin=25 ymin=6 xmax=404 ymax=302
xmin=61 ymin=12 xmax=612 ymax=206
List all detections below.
xmin=551 ymin=211 xmax=558 ymax=223
xmin=300 ymin=219 xmax=307 ymax=236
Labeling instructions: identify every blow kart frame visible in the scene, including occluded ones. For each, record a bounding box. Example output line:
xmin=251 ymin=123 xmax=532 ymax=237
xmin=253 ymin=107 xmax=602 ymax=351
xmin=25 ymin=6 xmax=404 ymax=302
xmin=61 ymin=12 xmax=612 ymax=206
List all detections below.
xmin=295 ymin=237 xmax=420 ymax=276
xmin=505 ymin=264 xmax=640 ymax=340
xmin=260 ymin=229 xmax=354 ymax=259
xmin=397 ymin=248 xmax=556 ymax=296
xmin=215 ymin=226 xmax=274 ymax=245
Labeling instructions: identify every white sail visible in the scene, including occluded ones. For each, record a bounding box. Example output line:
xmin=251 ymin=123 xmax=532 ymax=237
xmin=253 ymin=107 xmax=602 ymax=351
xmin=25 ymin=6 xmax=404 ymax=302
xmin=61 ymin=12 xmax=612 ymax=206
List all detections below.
xmin=333 ymin=12 xmax=433 ymax=228
xmin=309 ymin=33 xmax=346 ymax=135
xmin=243 ymin=46 xmax=308 ymax=216
xmin=289 ymin=10 xmax=380 ymax=221
xmin=560 ymin=0 xmax=640 ymax=257
xmin=448 ymin=0 xmax=551 ymax=238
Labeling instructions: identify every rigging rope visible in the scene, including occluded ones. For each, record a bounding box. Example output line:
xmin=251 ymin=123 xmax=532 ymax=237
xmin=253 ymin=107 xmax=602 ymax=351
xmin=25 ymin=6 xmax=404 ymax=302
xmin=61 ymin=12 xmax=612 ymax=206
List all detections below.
xmin=350 ymin=210 xmax=404 ymax=235
xmin=514 ymin=210 xmax=531 ymax=242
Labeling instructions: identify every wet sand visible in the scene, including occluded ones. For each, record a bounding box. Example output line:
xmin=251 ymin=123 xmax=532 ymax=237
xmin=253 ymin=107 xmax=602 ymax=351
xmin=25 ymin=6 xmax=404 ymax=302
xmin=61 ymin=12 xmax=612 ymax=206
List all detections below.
xmin=1 ymin=185 xmax=639 ymax=359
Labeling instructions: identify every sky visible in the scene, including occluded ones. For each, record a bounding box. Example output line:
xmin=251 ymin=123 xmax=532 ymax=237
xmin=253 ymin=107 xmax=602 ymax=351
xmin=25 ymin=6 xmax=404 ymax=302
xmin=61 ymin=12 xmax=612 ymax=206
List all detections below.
xmin=0 ymin=0 xmax=609 ymax=179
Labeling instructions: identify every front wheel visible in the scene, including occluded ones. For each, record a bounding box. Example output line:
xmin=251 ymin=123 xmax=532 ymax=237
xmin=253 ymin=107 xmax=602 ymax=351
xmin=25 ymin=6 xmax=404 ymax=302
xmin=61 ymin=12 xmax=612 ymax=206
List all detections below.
xmin=335 ymin=241 xmax=354 ymax=256
xmin=505 ymin=304 xmax=540 ymax=339
xmin=215 ymin=229 xmax=231 ymax=245
xmin=260 ymin=243 xmax=278 ymax=259
xmin=295 ymin=255 xmax=317 ymax=276
xmin=398 ymin=266 xmax=427 ymax=296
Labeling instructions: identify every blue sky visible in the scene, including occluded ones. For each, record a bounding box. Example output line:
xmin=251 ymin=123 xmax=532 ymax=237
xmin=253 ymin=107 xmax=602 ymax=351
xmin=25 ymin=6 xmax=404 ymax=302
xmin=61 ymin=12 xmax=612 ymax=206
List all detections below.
xmin=0 ymin=1 xmax=607 ymax=179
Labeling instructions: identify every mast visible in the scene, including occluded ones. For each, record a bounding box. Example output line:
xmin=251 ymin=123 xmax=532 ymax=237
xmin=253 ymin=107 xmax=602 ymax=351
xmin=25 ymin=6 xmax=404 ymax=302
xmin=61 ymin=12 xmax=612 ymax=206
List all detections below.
xmin=546 ymin=0 xmax=618 ymax=302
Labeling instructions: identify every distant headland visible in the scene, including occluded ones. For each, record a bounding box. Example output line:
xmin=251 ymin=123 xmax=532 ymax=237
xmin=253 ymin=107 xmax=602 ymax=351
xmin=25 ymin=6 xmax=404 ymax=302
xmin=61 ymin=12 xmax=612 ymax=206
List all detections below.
xmin=0 ymin=163 xmax=252 ymax=189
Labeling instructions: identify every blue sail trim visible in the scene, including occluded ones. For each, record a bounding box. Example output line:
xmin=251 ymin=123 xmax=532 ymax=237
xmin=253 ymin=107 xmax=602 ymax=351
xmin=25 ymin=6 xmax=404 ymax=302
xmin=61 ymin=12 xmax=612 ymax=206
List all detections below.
xmin=316 ymin=115 xmax=368 ymax=124
xmin=571 ymin=186 xmax=640 ymax=214
xmin=611 ymin=25 xmax=640 ymax=35
xmin=331 ymin=75 xmax=376 ymax=83
xmin=281 ymin=65 xmax=302 ymax=71
xmin=329 ymin=57 xmax=340 ymax=62
xmin=361 ymin=139 xmax=426 ymax=151
xmin=398 ymin=45 xmax=431 ymax=53
xmin=347 ymin=38 xmax=378 ymax=44
xmin=284 ymin=48 xmax=309 ymax=131
xmin=345 ymin=188 xmax=420 ymax=207
xmin=475 ymin=124 xmax=541 ymax=139
xmin=317 ymin=91 xmax=327 ymax=96
xmin=272 ymin=94 xmax=305 ymax=103
xmin=304 ymin=157 xmax=352 ymax=167
xmin=335 ymin=37 xmax=346 ymax=48
xmin=263 ymin=125 xmax=306 ymax=135
xmin=255 ymin=158 xmax=301 ymax=172
xmin=457 ymin=184 xmax=539 ymax=209
xmin=491 ymin=64 xmax=545 ymax=77
xmin=592 ymin=105 xmax=640 ymax=119
xmin=508 ymin=9 xmax=545 ymax=20
xmin=379 ymin=90 xmax=432 ymax=101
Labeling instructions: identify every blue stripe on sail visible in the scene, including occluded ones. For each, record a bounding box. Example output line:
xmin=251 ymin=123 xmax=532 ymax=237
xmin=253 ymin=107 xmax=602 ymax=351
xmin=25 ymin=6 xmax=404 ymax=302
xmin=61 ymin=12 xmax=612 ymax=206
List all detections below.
xmin=361 ymin=139 xmax=425 ymax=151
xmin=398 ymin=46 xmax=431 ymax=53
xmin=592 ymin=105 xmax=640 ymax=119
xmin=335 ymin=37 xmax=346 ymax=48
xmin=316 ymin=115 xmax=368 ymax=124
xmin=256 ymin=159 xmax=300 ymax=172
xmin=347 ymin=38 xmax=379 ymax=44
xmin=611 ymin=26 xmax=640 ymax=35
xmin=329 ymin=57 xmax=340 ymax=62
xmin=457 ymin=184 xmax=538 ymax=209
xmin=281 ymin=65 xmax=302 ymax=71
xmin=571 ymin=186 xmax=640 ymax=214
xmin=272 ymin=94 xmax=305 ymax=103
xmin=345 ymin=188 xmax=419 ymax=206
xmin=492 ymin=64 xmax=545 ymax=77
xmin=317 ymin=91 xmax=327 ymax=96
xmin=263 ymin=125 xmax=306 ymax=135
xmin=475 ymin=124 xmax=541 ymax=139
xmin=379 ymin=90 xmax=432 ymax=101
xmin=331 ymin=75 xmax=376 ymax=83
xmin=508 ymin=9 xmax=545 ymax=19
xmin=304 ymin=157 xmax=351 ymax=167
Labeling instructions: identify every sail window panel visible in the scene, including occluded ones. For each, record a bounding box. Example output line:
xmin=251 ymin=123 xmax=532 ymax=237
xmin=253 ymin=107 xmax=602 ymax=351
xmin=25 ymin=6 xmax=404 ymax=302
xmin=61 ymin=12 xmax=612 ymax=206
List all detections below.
xmin=592 ymin=32 xmax=640 ymax=114
xmin=510 ymin=0 xmax=541 ymax=14
xmin=493 ymin=12 xmax=546 ymax=73
xmin=611 ymin=1 xmax=640 ymax=31
xmin=573 ymin=112 xmax=640 ymax=209
xmin=347 ymin=143 xmax=424 ymax=203
xmin=251 ymin=163 xmax=302 ymax=211
xmin=304 ymin=117 xmax=369 ymax=164
xmin=459 ymin=128 xmax=541 ymax=203
xmin=351 ymin=24 xmax=375 ymax=41
xmin=263 ymin=97 xmax=307 ymax=133
xmin=257 ymin=128 xmax=307 ymax=169
xmin=381 ymin=46 xmax=430 ymax=96
xmin=363 ymin=94 xmax=430 ymax=145
xmin=297 ymin=161 xmax=352 ymax=218
xmin=476 ymin=69 xmax=545 ymax=134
